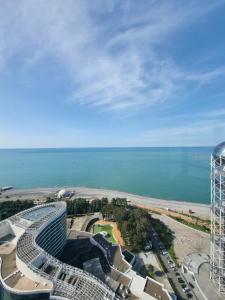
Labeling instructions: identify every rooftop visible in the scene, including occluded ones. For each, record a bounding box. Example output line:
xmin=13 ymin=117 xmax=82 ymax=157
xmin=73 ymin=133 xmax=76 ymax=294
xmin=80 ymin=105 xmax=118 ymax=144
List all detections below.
xmin=0 ymin=249 xmax=52 ymax=291
xmin=1 ymin=203 xmax=115 ymax=300
xmin=213 ymin=141 xmax=225 ymax=158
xmin=21 ymin=206 xmax=55 ymax=221
xmin=93 ymin=234 xmax=130 ymax=273
xmin=144 ymin=278 xmax=171 ymax=300
xmin=0 ymin=250 xmax=17 ymax=278
xmin=5 ymin=271 xmax=52 ymax=291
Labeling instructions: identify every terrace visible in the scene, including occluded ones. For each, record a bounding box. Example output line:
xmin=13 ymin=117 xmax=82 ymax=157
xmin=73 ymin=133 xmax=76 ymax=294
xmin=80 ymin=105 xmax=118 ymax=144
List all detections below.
xmin=92 ymin=233 xmax=130 ymax=273
xmin=144 ymin=278 xmax=172 ymax=300
xmin=93 ymin=224 xmax=116 ymax=244
xmin=0 ymin=248 xmax=51 ymax=291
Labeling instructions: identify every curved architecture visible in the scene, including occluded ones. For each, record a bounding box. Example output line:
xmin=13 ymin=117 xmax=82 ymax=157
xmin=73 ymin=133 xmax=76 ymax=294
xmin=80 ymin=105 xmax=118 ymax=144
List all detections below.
xmin=0 ymin=202 xmax=115 ymax=300
xmin=210 ymin=141 xmax=225 ymax=294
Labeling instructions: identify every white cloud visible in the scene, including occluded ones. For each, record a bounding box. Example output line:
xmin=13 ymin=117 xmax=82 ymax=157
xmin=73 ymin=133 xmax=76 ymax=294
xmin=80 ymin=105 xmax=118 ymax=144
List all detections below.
xmin=205 ymin=108 xmax=225 ymax=118
xmin=0 ymin=0 xmax=224 ymax=113
xmin=123 ymin=106 xmax=225 ymax=146
xmin=126 ymin=119 xmax=225 ymax=147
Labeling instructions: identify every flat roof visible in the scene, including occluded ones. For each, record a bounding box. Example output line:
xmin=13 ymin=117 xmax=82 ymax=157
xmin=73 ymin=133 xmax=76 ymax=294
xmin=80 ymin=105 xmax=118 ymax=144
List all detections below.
xmin=0 ymin=249 xmax=17 ymax=278
xmin=22 ymin=206 xmax=55 ymax=222
xmin=144 ymin=278 xmax=171 ymax=300
xmin=5 ymin=271 xmax=52 ymax=291
xmin=1 ymin=248 xmax=52 ymax=291
xmin=0 ymin=203 xmax=115 ymax=300
xmin=93 ymin=234 xmax=130 ymax=273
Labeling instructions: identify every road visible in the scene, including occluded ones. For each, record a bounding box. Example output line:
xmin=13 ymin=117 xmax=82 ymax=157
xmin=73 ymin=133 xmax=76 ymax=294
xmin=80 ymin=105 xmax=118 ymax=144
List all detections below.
xmin=150 ymin=227 xmax=198 ymax=300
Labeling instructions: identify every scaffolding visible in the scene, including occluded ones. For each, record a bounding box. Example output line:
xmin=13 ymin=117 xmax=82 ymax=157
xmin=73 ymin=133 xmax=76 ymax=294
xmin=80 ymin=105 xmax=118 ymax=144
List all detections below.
xmin=210 ymin=142 xmax=225 ymax=294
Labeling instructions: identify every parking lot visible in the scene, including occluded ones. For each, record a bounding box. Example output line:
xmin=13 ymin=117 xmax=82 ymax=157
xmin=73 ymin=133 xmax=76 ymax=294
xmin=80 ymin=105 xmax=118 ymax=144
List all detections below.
xmin=150 ymin=228 xmax=198 ymax=300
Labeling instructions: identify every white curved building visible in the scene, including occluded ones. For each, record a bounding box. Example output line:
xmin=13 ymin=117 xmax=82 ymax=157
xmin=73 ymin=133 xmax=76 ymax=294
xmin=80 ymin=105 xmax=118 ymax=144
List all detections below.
xmin=0 ymin=202 xmax=115 ymax=300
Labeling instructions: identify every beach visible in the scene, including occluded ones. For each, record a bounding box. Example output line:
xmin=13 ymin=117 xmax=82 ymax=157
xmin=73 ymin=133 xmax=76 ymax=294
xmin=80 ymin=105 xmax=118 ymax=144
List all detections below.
xmin=0 ymin=186 xmax=211 ymax=263
xmin=0 ymin=186 xmax=210 ymax=219
xmin=0 ymin=147 xmax=211 ymax=204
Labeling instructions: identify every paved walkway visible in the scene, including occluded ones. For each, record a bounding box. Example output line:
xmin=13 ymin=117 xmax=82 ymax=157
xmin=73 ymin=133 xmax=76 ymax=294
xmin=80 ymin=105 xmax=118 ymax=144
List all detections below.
xmin=135 ymin=203 xmax=210 ymax=231
xmin=196 ymin=263 xmax=224 ymax=300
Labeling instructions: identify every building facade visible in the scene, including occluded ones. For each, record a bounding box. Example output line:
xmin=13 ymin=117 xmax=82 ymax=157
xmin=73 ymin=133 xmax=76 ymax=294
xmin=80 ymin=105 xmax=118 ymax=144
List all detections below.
xmin=0 ymin=201 xmax=174 ymax=300
xmin=0 ymin=202 xmax=115 ymax=300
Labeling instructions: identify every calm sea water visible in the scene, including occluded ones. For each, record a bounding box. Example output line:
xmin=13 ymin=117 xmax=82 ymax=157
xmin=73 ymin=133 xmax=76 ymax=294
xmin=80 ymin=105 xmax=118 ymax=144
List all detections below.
xmin=0 ymin=147 xmax=212 ymax=204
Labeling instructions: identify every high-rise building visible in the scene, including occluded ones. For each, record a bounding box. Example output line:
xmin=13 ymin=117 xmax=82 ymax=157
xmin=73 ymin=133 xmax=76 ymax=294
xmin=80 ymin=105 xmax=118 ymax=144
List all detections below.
xmin=0 ymin=202 xmax=174 ymax=300
xmin=210 ymin=141 xmax=225 ymax=294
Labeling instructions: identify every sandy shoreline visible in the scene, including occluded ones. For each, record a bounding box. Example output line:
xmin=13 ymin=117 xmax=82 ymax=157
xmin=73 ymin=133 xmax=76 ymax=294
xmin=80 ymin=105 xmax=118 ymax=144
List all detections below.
xmin=1 ymin=186 xmax=210 ymax=219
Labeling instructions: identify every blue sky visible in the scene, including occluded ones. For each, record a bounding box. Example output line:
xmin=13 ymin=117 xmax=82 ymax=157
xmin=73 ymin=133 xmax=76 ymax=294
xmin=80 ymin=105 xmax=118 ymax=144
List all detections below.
xmin=0 ymin=0 xmax=225 ymax=148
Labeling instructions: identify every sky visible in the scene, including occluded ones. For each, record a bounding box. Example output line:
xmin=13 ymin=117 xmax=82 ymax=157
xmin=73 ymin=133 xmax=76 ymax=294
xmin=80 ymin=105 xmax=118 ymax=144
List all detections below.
xmin=0 ymin=0 xmax=225 ymax=148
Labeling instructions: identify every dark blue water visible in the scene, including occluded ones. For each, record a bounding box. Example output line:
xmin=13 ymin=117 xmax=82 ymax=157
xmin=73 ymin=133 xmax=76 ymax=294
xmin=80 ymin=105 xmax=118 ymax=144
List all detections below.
xmin=0 ymin=147 xmax=212 ymax=204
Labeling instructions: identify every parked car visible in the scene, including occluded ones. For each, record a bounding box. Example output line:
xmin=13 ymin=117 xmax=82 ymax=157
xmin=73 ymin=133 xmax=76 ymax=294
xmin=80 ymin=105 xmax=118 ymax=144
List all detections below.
xmin=182 ymin=286 xmax=190 ymax=293
xmin=144 ymin=241 xmax=152 ymax=251
xmin=162 ymin=250 xmax=168 ymax=255
xmin=178 ymin=277 xmax=184 ymax=283
xmin=187 ymin=293 xmax=193 ymax=298
xmin=189 ymin=282 xmax=194 ymax=288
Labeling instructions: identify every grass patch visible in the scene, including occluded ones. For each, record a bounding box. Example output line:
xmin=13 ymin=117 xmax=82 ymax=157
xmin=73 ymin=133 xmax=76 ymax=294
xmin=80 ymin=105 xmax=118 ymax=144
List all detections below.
xmin=170 ymin=216 xmax=210 ymax=233
xmin=147 ymin=264 xmax=155 ymax=278
xmin=175 ymin=210 xmax=211 ymax=224
xmin=168 ymin=244 xmax=178 ymax=266
xmin=148 ymin=209 xmax=161 ymax=215
xmin=93 ymin=224 xmax=116 ymax=244
xmin=156 ymin=253 xmax=168 ymax=273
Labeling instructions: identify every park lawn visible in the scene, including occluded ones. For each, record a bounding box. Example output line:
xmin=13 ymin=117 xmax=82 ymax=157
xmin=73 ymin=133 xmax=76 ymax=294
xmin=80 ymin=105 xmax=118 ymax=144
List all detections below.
xmin=93 ymin=224 xmax=116 ymax=244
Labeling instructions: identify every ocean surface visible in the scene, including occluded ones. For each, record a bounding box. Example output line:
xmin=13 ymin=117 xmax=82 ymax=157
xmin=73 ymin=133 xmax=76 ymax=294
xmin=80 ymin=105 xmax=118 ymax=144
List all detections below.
xmin=0 ymin=147 xmax=212 ymax=204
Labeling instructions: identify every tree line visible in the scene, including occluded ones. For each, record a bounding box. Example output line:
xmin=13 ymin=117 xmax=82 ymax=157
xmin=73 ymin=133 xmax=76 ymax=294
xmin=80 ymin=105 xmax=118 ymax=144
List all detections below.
xmin=0 ymin=197 xmax=128 ymax=221
xmin=102 ymin=202 xmax=151 ymax=251
xmin=0 ymin=197 xmax=175 ymax=256
xmin=64 ymin=197 xmax=129 ymax=215
xmin=0 ymin=200 xmax=34 ymax=221
xmin=66 ymin=197 xmax=109 ymax=215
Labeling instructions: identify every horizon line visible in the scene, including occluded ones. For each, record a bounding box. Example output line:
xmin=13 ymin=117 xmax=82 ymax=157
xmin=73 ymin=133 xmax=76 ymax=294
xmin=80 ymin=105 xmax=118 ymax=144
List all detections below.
xmin=0 ymin=145 xmax=214 ymax=150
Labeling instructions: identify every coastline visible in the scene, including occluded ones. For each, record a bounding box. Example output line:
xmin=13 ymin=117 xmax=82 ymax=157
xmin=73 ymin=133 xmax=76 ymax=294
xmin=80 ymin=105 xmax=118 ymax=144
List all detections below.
xmin=1 ymin=186 xmax=210 ymax=219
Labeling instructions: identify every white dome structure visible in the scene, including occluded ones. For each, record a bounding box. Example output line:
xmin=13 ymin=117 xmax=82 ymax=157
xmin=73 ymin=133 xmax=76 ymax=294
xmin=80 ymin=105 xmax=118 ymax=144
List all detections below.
xmin=57 ymin=189 xmax=74 ymax=199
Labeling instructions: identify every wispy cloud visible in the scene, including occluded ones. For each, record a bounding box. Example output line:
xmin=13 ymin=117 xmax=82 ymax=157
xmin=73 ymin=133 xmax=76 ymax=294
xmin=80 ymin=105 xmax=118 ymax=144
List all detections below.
xmin=132 ymin=106 xmax=225 ymax=146
xmin=0 ymin=0 xmax=224 ymax=113
xmin=127 ymin=119 xmax=225 ymax=147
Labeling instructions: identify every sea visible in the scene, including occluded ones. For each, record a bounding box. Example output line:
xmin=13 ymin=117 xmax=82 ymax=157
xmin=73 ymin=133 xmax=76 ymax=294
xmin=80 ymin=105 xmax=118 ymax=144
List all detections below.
xmin=0 ymin=147 xmax=212 ymax=204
